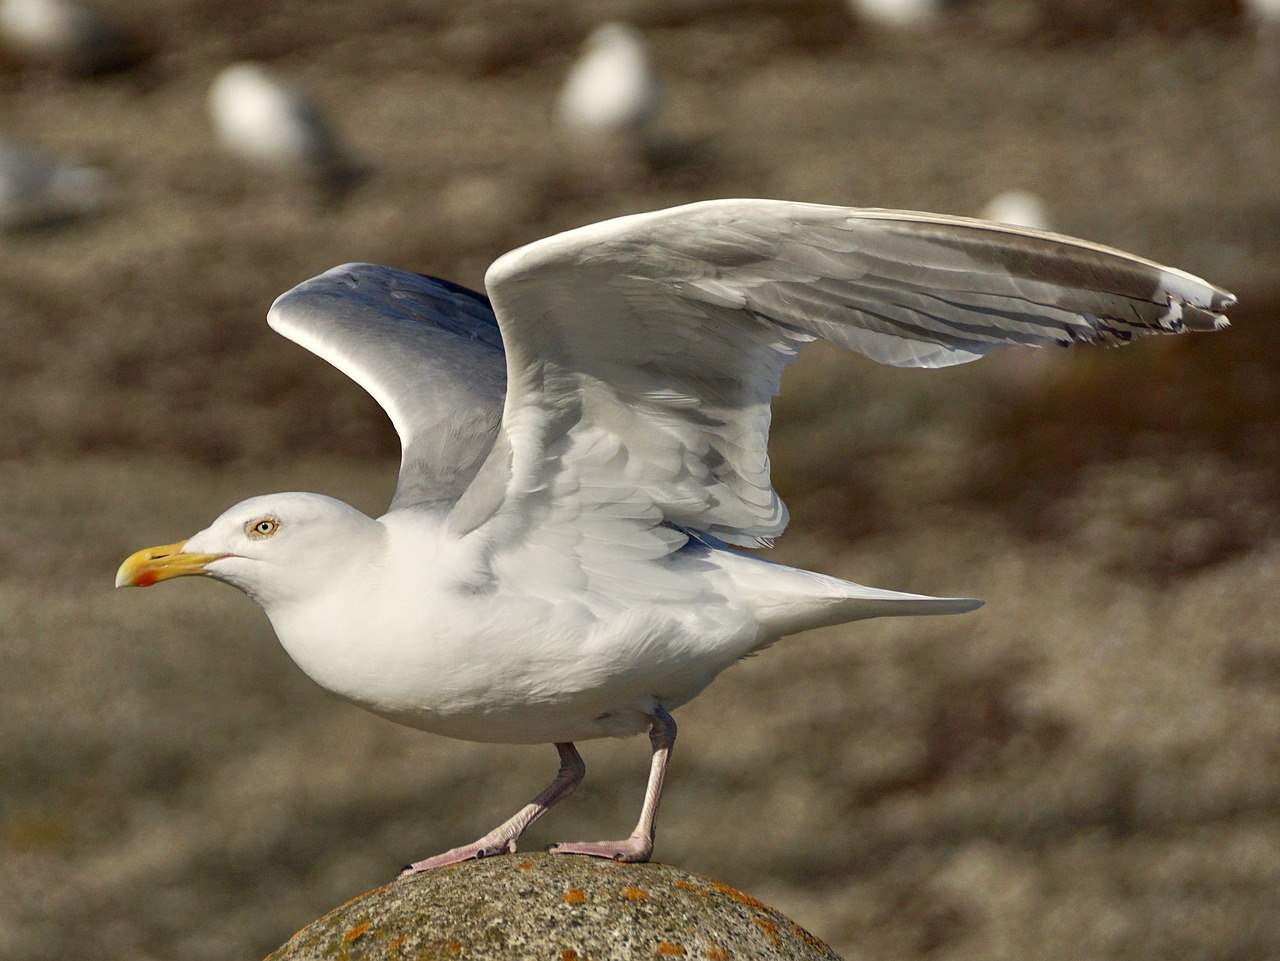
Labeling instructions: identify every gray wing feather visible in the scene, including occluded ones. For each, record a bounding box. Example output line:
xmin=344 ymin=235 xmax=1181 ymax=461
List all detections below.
xmin=267 ymin=263 xmax=506 ymax=510
xmin=754 ymin=213 xmax=1229 ymax=363
xmin=645 ymin=205 xmax=1231 ymax=369
xmin=482 ymin=199 xmax=1232 ymax=546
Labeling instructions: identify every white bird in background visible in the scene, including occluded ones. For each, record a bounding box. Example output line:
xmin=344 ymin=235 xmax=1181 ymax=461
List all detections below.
xmin=1244 ymin=0 xmax=1280 ymax=27
xmin=207 ymin=62 xmax=363 ymax=206
xmin=0 ymin=136 xmax=113 ymax=230
xmin=556 ymin=22 xmax=662 ymax=147
xmin=116 ymin=199 xmax=1231 ymax=873
xmin=1244 ymin=0 xmax=1280 ymax=72
xmin=847 ymin=0 xmax=946 ymax=30
xmin=0 ymin=0 xmax=149 ymax=76
xmin=980 ymin=189 xmax=1052 ymax=232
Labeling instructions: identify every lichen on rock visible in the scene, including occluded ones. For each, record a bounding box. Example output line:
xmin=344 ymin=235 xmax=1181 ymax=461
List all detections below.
xmin=266 ymin=853 xmax=842 ymax=960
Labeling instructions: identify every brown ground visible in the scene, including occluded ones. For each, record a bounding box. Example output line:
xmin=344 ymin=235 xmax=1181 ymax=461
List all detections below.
xmin=2 ymin=2 xmax=1279 ymax=959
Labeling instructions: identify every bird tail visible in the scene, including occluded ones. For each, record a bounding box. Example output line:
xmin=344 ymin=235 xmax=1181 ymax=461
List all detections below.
xmin=714 ymin=548 xmax=981 ymax=641
xmin=761 ymin=575 xmax=981 ymax=639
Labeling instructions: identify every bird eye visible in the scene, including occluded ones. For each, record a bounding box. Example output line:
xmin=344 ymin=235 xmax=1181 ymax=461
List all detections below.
xmin=246 ymin=517 xmax=280 ymax=539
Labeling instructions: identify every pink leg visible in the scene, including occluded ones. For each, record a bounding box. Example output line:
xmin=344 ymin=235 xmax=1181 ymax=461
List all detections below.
xmin=548 ymin=706 xmax=676 ymax=863
xmin=399 ymin=742 xmax=585 ymax=876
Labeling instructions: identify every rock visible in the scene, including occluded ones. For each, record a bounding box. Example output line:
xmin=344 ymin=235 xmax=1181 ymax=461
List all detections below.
xmin=266 ymin=853 xmax=842 ymax=960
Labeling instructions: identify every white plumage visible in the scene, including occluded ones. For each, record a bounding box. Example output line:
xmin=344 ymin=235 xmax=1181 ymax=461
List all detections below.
xmin=117 ymin=199 xmax=1231 ymax=873
xmin=556 ymin=22 xmax=661 ymax=139
xmin=847 ymin=0 xmax=946 ymax=30
xmin=0 ymin=0 xmax=147 ymax=75
xmin=207 ymin=62 xmax=361 ymax=203
xmin=1245 ymin=0 xmax=1280 ymax=25
xmin=980 ymin=189 xmax=1052 ymax=232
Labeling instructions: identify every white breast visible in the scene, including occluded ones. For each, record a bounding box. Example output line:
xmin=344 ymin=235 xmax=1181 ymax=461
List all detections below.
xmin=264 ymin=513 xmax=759 ymax=744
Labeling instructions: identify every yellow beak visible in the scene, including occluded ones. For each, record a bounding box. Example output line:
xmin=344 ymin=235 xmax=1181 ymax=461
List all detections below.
xmin=115 ymin=540 xmax=228 ymax=588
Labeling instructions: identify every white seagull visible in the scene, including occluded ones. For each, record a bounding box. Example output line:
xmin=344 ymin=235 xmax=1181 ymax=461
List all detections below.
xmin=980 ymin=189 xmax=1052 ymax=233
xmin=116 ymin=199 xmax=1231 ymax=873
xmin=0 ymin=0 xmax=149 ymax=76
xmin=556 ymin=22 xmax=661 ymax=143
xmin=207 ymin=62 xmax=363 ymax=205
xmin=846 ymin=0 xmax=947 ymax=30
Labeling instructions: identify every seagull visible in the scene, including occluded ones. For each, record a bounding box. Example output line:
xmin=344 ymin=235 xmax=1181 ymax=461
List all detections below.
xmin=846 ymin=0 xmax=948 ymax=30
xmin=1244 ymin=0 xmax=1280 ymax=73
xmin=115 ymin=199 xmax=1232 ymax=874
xmin=556 ymin=22 xmax=661 ymax=146
xmin=0 ymin=135 xmax=113 ymax=230
xmin=207 ymin=62 xmax=363 ymax=206
xmin=1244 ymin=0 xmax=1280 ymax=27
xmin=0 ymin=0 xmax=150 ymax=77
xmin=980 ymin=189 xmax=1052 ymax=233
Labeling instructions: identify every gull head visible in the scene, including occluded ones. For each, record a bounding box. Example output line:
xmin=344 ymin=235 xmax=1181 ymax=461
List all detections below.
xmin=115 ymin=492 xmax=380 ymax=606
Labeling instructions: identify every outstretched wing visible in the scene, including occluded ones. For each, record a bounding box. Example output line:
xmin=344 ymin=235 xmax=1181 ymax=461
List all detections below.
xmin=267 ymin=263 xmax=506 ymax=509
xmin=461 ymin=199 xmax=1231 ymax=581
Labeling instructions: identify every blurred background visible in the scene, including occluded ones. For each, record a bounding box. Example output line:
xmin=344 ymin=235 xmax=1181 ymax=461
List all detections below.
xmin=2 ymin=0 xmax=1279 ymax=958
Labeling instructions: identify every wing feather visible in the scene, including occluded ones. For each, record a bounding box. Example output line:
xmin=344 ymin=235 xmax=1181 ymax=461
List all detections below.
xmin=267 ymin=263 xmax=506 ymax=509
xmin=468 ymin=199 xmax=1231 ymax=566
xmin=265 ymin=203 xmax=1232 ymax=602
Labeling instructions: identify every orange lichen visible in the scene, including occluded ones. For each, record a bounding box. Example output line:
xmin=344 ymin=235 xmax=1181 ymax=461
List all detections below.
xmin=562 ymin=888 xmax=587 ymax=904
xmin=342 ymin=922 xmax=371 ymax=943
xmin=444 ymin=939 xmax=463 ymax=954
xmin=516 ymin=861 xmax=535 ymax=870
xmin=656 ymin=942 xmax=686 ymax=955
xmin=751 ymin=918 xmax=780 ymax=946
xmin=389 ymin=936 xmax=407 ymax=947
xmin=561 ymin=950 xmax=580 ymax=961
xmin=789 ymin=921 xmax=830 ymax=951
xmin=705 ymin=947 xmax=728 ymax=960
xmin=707 ymin=881 xmax=771 ymax=913
xmin=672 ymin=880 xmax=707 ymax=894
xmin=622 ymin=885 xmax=650 ymax=900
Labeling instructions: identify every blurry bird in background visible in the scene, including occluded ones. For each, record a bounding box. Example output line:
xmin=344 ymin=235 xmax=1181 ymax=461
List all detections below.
xmin=1243 ymin=0 xmax=1280 ymax=29
xmin=207 ymin=62 xmax=365 ymax=210
xmin=846 ymin=0 xmax=949 ymax=31
xmin=975 ymin=189 xmax=1066 ymax=385
xmin=0 ymin=0 xmax=151 ymax=78
xmin=980 ymin=189 xmax=1053 ymax=232
xmin=557 ymin=23 xmax=661 ymax=143
xmin=556 ymin=22 xmax=664 ymax=176
xmin=0 ymin=134 xmax=114 ymax=230
xmin=1243 ymin=0 xmax=1280 ymax=73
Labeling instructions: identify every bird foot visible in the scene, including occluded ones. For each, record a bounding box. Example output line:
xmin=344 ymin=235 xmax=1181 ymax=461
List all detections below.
xmin=398 ymin=836 xmax=517 ymax=877
xmin=547 ymin=835 xmax=653 ymax=863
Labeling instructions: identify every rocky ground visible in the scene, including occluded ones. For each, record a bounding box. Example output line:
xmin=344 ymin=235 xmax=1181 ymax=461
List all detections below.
xmin=2 ymin=1 xmax=1279 ymax=959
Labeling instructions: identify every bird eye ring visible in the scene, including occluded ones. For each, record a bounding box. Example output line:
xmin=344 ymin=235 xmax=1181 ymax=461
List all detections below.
xmin=246 ymin=517 xmax=280 ymax=539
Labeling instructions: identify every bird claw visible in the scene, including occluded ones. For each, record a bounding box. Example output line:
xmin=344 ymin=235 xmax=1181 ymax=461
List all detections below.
xmin=546 ymin=836 xmax=653 ymax=863
xmin=397 ymin=838 xmax=517 ymax=877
